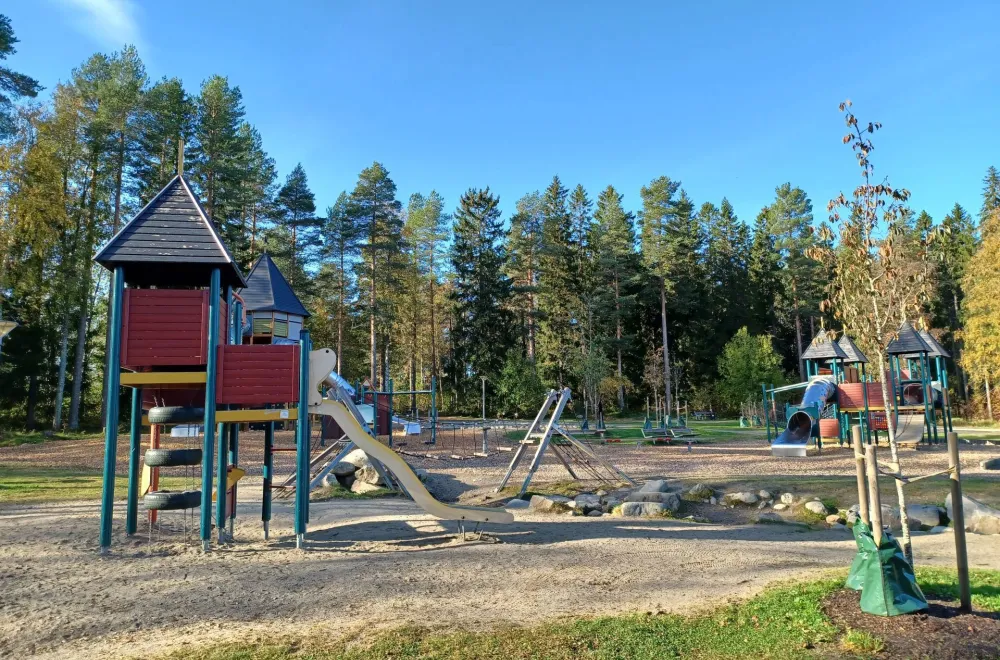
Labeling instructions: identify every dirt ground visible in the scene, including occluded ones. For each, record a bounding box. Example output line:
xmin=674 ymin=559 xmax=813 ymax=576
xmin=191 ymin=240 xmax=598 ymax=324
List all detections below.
xmin=2 ymin=431 xmax=999 ymax=659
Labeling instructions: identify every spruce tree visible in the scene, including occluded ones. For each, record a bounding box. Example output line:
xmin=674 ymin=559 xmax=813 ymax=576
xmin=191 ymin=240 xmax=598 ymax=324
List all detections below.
xmin=448 ymin=187 xmax=515 ymax=406
xmin=703 ymin=198 xmax=751 ymax=366
xmin=507 ymin=192 xmax=544 ymax=359
xmin=591 ymin=185 xmax=642 ymax=410
xmin=932 ymin=202 xmax=977 ymax=398
xmin=980 ymin=166 xmax=1000 ymax=237
xmin=537 ymin=176 xmax=581 ymax=389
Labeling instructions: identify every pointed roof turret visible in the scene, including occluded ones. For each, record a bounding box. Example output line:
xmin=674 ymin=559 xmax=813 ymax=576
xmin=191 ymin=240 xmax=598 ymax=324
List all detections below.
xmin=916 ymin=330 xmax=950 ymax=359
xmin=94 ymin=175 xmax=246 ymax=289
xmin=885 ymin=320 xmax=932 ymax=355
xmin=837 ymin=335 xmax=869 ymax=364
xmin=242 ymin=253 xmax=310 ymax=317
xmin=801 ymin=330 xmax=849 ymax=361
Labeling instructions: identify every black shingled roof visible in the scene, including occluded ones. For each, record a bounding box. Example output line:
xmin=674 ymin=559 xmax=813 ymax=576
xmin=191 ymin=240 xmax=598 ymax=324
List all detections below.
xmin=94 ymin=176 xmax=246 ymax=289
xmin=837 ymin=335 xmax=869 ymax=364
xmin=917 ymin=330 xmax=951 ymax=359
xmin=886 ymin=321 xmax=932 ymax=355
xmin=242 ymin=253 xmax=310 ymax=317
xmin=802 ymin=330 xmax=849 ymax=360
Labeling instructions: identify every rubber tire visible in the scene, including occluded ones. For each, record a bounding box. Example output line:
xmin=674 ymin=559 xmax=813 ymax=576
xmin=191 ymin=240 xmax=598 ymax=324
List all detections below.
xmin=143 ymin=448 xmax=203 ymax=467
xmin=148 ymin=406 xmax=205 ymax=425
xmin=143 ymin=490 xmax=202 ymax=511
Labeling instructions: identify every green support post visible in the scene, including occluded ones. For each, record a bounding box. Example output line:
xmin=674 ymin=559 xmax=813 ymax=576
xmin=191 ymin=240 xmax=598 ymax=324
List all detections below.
xmin=125 ymin=386 xmax=143 ymax=536
xmin=430 ymin=375 xmax=437 ymax=445
xmin=215 ymin=285 xmax=233 ymax=543
xmin=262 ymin=422 xmax=274 ymax=539
xmin=99 ymin=266 xmax=125 ymax=553
xmin=921 ymin=352 xmax=937 ymax=444
xmin=294 ymin=331 xmax=311 ymax=549
xmin=228 ymin=298 xmax=242 ymax=531
xmin=199 ymin=269 xmax=221 ymax=551
xmin=373 ymin=389 xmax=379 ymax=435
xmin=939 ymin=356 xmax=954 ymax=432
xmin=388 ymin=378 xmax=394 ymax=448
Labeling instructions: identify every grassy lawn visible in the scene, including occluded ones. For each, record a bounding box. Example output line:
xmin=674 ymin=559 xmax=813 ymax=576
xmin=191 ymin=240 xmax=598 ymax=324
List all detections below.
xmin=311 ymin=484 xmax=399 ymax=501
xmin=0 ymin=467 xmax=192 ymax=504
xmin=167 ymin=567 xmax=1000 ymax=659
xmin=0 ymin=429 xmax=102 ymax=449
xmin=699 ymin=474 xmax=1000 ymax=511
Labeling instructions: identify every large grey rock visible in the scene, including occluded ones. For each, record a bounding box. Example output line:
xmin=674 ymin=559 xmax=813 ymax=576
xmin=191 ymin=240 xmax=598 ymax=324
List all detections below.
xmin=804 ymin=501 xmax=828 ymax=515
xmin=772 ymin=503 xmax=788 ymax=511
xmin=780 ymin=493 xmax=795 ymax=505
xmin=341 ymin=448 xmax=371 ymax=469
xmin=602 ymin=497 xmax=623 ymax=513
xmin=350 ymin=480 xmax=383 ymax=494
xmin=946 ymin=493 xmax=1000 ymax=535
xmin=620 ymin=501 xmax=669 ymax=517
xmin=723 ymin=491 xmax=759 ymax=506
xmin=331 ymin=461 xmax=358 ymax=477
xmin=505 ymin=498 xmax=530 ymax=510
xmin=639 ymin=479 xmax=670 ymax=493
xmin=755 ymin=512 xmax=784 ymax=524
xmin=529 ymin=495 xmax=572 ymax=513
xmin=688 ymin=483 xmax=714 ymax=499
xmin=354 ymin=465 xmax=385 ymax=486
xmin=826 ymin=514 xmax=843 ymax=524
xmin=758 ymin=490 xmax=773 ymax=501
xmin=981 ymin=457 xmax=1000 ymax=470
xmin=880 ymin=505 xmax=902 ymax=531
xmin=626 ymin=491 xmax=681 ymax=511
xmin=586 ymin=510 xmax=603 ymax=517
xmin=906 ymin=504 xmax=943 ymax=528
xmin=571 ymin=493 xmax=602 ymax=512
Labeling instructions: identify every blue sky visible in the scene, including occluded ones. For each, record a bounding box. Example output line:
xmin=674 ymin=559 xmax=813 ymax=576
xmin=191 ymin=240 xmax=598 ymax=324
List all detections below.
xmin=6 ymin=1 xmax=1000 ymax=227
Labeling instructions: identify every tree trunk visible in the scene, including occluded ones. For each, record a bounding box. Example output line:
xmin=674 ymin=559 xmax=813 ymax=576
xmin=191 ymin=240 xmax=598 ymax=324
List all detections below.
xmin=291 ymin=225 xmax=298 ymax=288
xmin=614 ymin=275 xmax=624 ymax=411
xmin=527 ymin=266 xmax=536 ymax=361
xmin=660 ymin=277 xmax=672 ymax=417
xmin=52 ymin=314 xmax=70 ymax=431
xmin=794 ymin=307 xmax=804 ymax=381
xmin=336 ymin=250 xmax=345 ymax=374
xmin=876 ymin=352 xmax=914 ymax=565
xmin=112 ymin=131 xmax=125 ymax=234
xmin=952 ymin=292 xmax=969 ymax=401
xmin=26 ymin=373 xmax=39 ymax=430
xmin=429 ymin=272 xmax=438 ymax=390
xmin=68 ymin=298 xmax=89 ymax=430
xmin=369 ymin=215 xmax=377 ymax=388
xmin=986 ymin=374 xmax=994 ymax=422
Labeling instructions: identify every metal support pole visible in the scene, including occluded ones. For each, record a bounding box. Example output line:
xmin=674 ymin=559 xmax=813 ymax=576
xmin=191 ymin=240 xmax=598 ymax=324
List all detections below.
xmin=430 ymin=375 xmax=437 ymax=445
xmin=99 ymin=266 xmax=125 ymax=553
xmin=852 ymin=424 xmax=869 ymax=526
xmin=125 ymin=386 xmax=143 ymax=536
xmin=762 ymin=383 xmax=771 ymax=443
xmin=199 ymin=269 xmax=221 ymax=551
xmin=947 ymin=431 xmax=972 ymax=612
xmin=388 ymin=378 xmax=394 ymax=448
xmin=294 ymin=331 xmax=311 ymax=549
xmin=262 ymin=422 xmax=273 ymax=540
xmin=481 ymin=376 xmax=487 ymax=421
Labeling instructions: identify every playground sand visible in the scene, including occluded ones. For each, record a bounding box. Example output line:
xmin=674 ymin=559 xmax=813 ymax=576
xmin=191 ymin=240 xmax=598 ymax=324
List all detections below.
xmin=2 ymin=434 xmax=999 ymax=659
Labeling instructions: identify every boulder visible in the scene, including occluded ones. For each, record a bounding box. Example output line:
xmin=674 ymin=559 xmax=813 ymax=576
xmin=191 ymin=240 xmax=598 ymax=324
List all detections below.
xmin=331 ymin=461 xmax=358 ymax=477
xmin=602 ymin=497 xmax=623 ymax=513
xmin=505 ymin=498 xmax=530 ymax=510
xmin=639 ymin=479 xmax=670 ymax=493
xmin=880 ymin=505 xmax=902 ymax=531
xmin=772 ymin=503 xmax=788 ymax=511
xmin=341 ymin=448 xmax=371 ymax=469
xmin=354 ymin=465 xmax=385 ymax=486
xmin=626 ymin=491 xmax=680 ymax=511
xmin=709 ymin=496 xmax=718 ymax=505
xmin=755 ymin=512 xmax=784 ymax=524
xmin=572 ymin=493 xmax=602 ymax=512
xmin=804 ymin=501 xmax=828 ymax=515
xmin=337 ymin=475 xmax=356 ymax=490
xmin=905 ymin=504 xmax=943 ymax=529
xmin=981 ymin=458 xmax=1000 ymax=470
xmin=350 ymin=480 xmax=383 ymax=494
xmin=529 ymin=495 xmax=572 ymax=513
xmin=620 ymin=502 xmax=669 ymax=517
xmin=586 ymin=510 xmax=603 ymax=517
xmin=946 ymin=493 xmax=1000 ymax=535
xmin=825 ymin=514 xmax=843 ymax=525
xmin=723 ymin=491 xmax=759 ymax=506
xmin=757 ymin=500 xmax=770 ymax=510
xmin=688 ymin=483 xmax=714 ymax=499
xmin=758 ymin=490 xmax=773 ymax=501
xmin=780 ymin=493 xmax=795 ymax=505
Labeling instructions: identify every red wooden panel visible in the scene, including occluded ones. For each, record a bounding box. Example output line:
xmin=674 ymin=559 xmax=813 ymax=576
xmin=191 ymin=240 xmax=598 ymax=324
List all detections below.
xmin=121 ymin=289 xmax=224 ymax=368
xmin=216 ymin=344 xmax=300 ymax=405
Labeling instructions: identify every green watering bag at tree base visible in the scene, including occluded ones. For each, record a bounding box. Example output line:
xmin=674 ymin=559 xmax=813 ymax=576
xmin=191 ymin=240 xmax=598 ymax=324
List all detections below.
xmin=855 ymin=524 xmax=928 ymax=616
xmin=845 ymin=521 xmax=870 ymax=591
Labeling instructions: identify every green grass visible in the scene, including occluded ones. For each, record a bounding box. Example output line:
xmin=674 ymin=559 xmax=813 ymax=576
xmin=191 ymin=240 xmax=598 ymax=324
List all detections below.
xmin=310 ymin=484 xmax=399 ymax=501
xmin=0 ymin=467 xmax=191 ymax=504
xmin=0 ymin=429 xmax=101 ymax=448
xmin=165 ymin=568 xmax=1000 ymax=659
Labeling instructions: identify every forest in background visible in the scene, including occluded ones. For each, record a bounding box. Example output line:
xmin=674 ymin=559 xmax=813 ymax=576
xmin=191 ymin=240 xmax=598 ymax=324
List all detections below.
xmin=2 ymin=18 xmax=1000 ymax=430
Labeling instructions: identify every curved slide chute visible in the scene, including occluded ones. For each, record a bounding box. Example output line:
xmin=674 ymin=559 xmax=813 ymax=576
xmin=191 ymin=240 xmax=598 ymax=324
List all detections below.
xmin=772 ymin=377 xmax=837 ymax=457
xmin=310 ymin=397 xmax=514 ymax=524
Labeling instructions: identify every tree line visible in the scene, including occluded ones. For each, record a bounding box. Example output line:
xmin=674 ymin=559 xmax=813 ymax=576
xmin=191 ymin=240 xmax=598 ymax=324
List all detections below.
xmin=1 ymin=21 xmax=997 ymax=429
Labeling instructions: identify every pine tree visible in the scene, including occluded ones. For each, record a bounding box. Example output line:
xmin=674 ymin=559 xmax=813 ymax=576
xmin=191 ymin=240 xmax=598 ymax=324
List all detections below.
xmin=101 ymin=46 xmax=146 ymax=235
xmin=347 ymin=162 xmax=403 ymax=387
xmin=406 ymin=191 xmax=449 ymax=392
xmin=323 ymin=192 xmax=361 ymax=374
xmin=980 ymin=166 xmax=1000 ymax=238
xmin=767 ymin=183 xmax=819 ymax=379
xmin=132 ymin=77 xmax=193 ymax=204
xmin=0 ymin=15 xmax=42 ymax=139
xmin=190 ymin=75 xmax=245 ymax=242
xmin=448 ymin=187 xmax=515 ymax=406
xmin=703 ymin=198 xmax=752 ymax=367
xmin=234 ymin=122 xmax=276 ymax=265
xmin=507 ymin=192 xmax=543 ymax=359
xmin=273 ymin=163 xmax=317 ymax=290
xmin=568 ymin=184 xmax=595 ymax=350
xmin=591 ymin=185 xmax=642 ymax=410
xmin=537 ymin=176 xmax=580 ymax=389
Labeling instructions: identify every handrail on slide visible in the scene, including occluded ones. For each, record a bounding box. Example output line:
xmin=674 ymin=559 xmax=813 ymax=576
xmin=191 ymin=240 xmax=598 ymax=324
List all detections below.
xmin=310 ymin=398 xmax=513 ymax=524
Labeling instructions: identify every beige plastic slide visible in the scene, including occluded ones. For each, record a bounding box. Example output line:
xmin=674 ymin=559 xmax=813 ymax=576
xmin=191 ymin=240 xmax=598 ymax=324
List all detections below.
xmin=892 ymin=414 xmax=925 ymax=444
xmin=312 ymin=398 xmax=514 ymax=524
